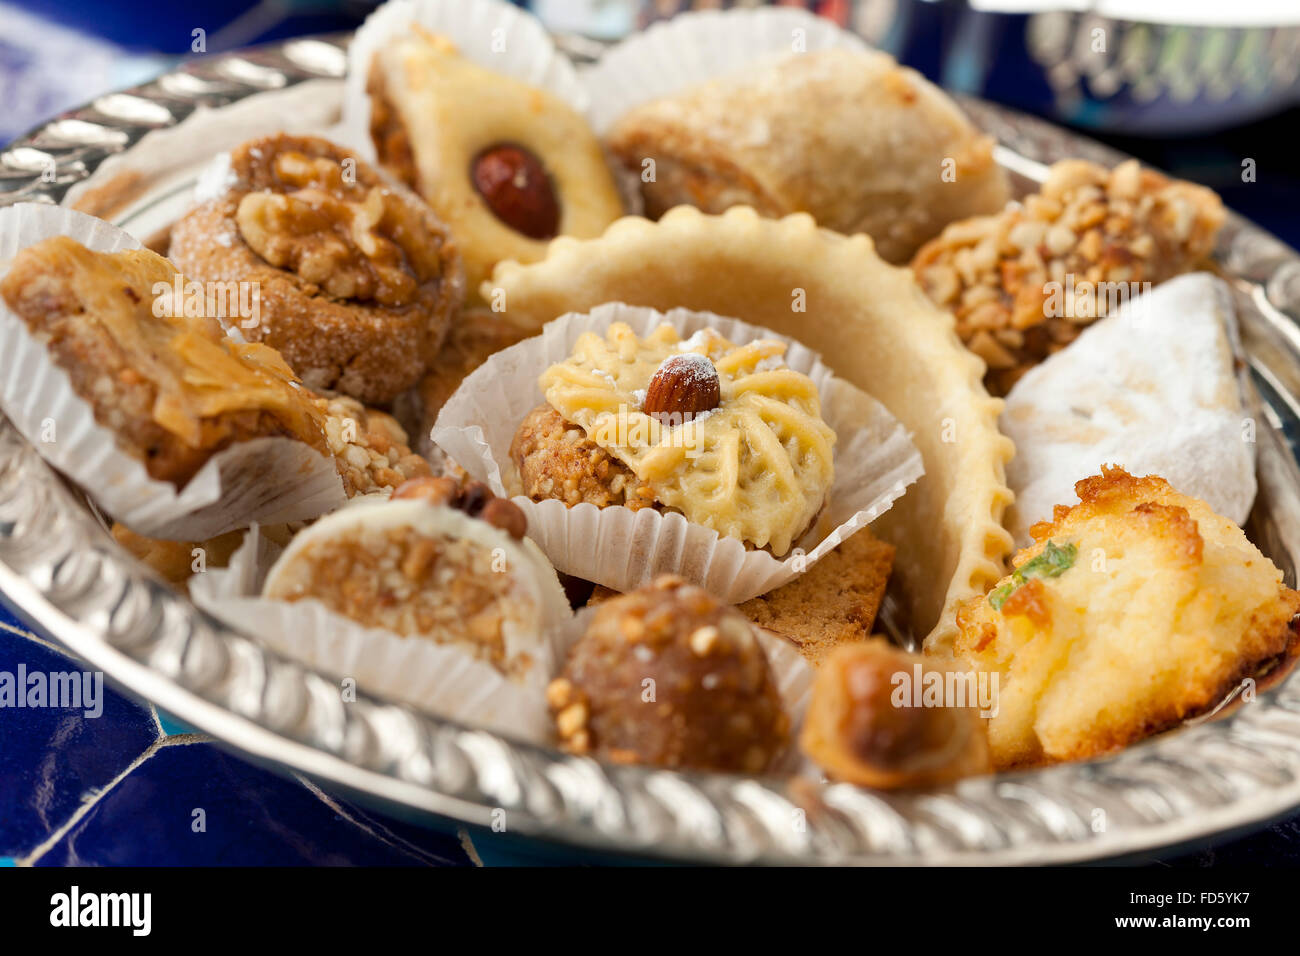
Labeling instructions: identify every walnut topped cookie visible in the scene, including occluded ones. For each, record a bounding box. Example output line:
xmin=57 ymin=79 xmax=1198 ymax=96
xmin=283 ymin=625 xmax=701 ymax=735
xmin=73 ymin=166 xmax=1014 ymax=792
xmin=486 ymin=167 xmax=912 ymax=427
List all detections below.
xmin=170 ymin=134 xmax=464 ymax=405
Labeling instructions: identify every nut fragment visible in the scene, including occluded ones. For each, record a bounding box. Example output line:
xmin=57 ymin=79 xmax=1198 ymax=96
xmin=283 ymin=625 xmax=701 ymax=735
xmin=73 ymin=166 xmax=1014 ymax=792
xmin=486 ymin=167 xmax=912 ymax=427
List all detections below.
xmin=471 ymin=143 xmax=560 ymax=240
xmin=642 ymin=353 xmax=721 ymax=425
xmin=391 ymin=475 xmax=527 ymax=539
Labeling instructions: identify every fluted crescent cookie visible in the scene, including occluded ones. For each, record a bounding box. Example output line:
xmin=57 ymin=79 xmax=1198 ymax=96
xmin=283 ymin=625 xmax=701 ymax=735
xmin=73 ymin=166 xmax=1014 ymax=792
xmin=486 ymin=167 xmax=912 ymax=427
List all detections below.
xmin=541 ymin=321 xmax=835 ymax=555
xmin=365 ymin=29 xmax=624 ymax=302
xmin=484 ymin=206 xmax=1015 ymax=648
xmin=605 ymin=48 xmax=1011 ymax=264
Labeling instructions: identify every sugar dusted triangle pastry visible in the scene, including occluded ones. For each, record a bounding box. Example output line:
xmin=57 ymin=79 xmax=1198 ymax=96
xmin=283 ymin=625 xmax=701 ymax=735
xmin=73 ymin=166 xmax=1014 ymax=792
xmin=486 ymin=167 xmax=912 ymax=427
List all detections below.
xmin=1000 ymin=273 xmax=1255 ymax=548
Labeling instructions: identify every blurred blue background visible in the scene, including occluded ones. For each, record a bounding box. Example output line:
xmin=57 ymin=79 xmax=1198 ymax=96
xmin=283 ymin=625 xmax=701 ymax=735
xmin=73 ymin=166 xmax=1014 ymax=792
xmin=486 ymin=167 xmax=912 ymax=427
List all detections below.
xmin=4 ymin=0 xmax=1298 ymax=243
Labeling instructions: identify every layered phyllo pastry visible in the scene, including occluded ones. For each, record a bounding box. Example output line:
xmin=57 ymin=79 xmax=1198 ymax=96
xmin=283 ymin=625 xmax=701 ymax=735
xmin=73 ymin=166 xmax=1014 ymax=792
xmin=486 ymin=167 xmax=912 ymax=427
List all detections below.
xmin=510 ymin=321 xmax=836 ymax=556
xmin=0 ymin=236 xmax=330 ymax=486
xmin=604 ymin=48 xmax=1009 ymax=263
xmin=170 ymin=134 xmax=464 ymax=405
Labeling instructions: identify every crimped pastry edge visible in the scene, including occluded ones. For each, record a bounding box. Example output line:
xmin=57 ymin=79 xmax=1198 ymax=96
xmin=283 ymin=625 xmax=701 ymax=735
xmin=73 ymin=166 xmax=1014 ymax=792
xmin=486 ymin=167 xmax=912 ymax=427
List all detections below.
xmin=481 ymin=205 xmax=1015 ymax=648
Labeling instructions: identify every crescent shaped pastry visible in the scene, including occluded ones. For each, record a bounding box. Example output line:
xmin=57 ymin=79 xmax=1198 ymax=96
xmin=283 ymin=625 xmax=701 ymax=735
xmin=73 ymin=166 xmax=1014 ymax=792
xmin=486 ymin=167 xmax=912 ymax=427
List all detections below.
xmin=605 ymin=48 xmax=1010 ymax=264
xmin=364 ymin=29 xmax=625 ymax=300
xmin=484 ymin=206 xmax=1015 ymax=648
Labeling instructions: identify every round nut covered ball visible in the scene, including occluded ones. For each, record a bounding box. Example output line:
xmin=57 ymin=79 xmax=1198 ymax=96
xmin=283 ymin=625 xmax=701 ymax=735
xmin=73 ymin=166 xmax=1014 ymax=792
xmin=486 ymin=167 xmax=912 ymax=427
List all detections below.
xmin=548 ymin=575 xmax=788 ymax=772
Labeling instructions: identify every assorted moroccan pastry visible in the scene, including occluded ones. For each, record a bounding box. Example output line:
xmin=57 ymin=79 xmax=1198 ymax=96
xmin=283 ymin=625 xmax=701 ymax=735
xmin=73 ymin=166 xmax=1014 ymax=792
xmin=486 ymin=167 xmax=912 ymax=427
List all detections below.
xmin=2 ymin=1 xmax=1294 ymax=795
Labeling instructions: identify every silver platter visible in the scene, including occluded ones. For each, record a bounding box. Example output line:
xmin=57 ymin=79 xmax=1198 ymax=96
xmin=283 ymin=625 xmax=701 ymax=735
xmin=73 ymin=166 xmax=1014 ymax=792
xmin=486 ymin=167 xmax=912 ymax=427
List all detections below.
xmin=5 ymin=33 xmax=1300 ymax=865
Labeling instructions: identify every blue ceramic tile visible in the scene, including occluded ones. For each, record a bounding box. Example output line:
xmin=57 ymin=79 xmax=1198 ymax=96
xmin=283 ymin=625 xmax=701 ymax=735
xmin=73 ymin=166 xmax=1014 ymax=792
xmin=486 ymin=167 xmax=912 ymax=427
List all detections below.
xmin=154 ymin=708 xmax=198 ymax=737
xmin=33 ymin=741 xmax=473 ymax=866
xmin=318 ymin=792 xmax=476 ymax=867
xmin=0 ymin=623 xmax=159 ymax=858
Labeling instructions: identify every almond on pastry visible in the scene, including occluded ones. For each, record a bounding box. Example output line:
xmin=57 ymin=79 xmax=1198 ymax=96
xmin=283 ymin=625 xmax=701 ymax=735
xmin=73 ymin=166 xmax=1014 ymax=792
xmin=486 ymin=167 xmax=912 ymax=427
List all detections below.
xmin=951 ymin=466 xmax=1300 ymax=770
xmin=364 ymin=29 xmax=623 ymax=300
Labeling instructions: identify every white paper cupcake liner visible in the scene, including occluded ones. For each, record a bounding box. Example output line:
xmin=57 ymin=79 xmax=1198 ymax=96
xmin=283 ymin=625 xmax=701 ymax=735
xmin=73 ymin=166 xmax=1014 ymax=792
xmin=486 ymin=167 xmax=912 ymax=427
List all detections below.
xmin=338 ymin=0 xmax=591 ymax=160
xmin=431 ymin=303 xmax=923 ymax=603
xmin=0 ymin=203 xmax=346 ymax=540
xmin=189 ymin=517 xmax=567 ymax=742
xmin=579 ymin=7 xmax=870 ymax=134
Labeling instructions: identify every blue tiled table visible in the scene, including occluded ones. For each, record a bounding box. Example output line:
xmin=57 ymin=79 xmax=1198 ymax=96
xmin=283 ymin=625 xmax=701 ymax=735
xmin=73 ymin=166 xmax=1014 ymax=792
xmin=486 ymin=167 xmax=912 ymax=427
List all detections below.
xmin=4 ymin=601 xmax=1300 ymax=866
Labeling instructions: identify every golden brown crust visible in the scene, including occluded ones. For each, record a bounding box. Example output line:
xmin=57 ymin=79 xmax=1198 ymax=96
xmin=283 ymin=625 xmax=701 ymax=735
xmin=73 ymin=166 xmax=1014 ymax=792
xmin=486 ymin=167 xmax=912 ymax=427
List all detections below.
xmin=737 ymin=531 xmax=895 ymax=666
xmin=510 ymin=404 xmax=660 ymax=511
xmin=549 ymin=575 xmax=788 ymax=771
xmin=952 ymin=466 xmax=1300 ymax=769
xmin=607 ymin=48 xmax=1010 ymax=263
xmin=169 ymin=134 xmax=465 ymax=405
xmin=912 ymin=159 xmax=1225 ymax=395
xmin=364 ymin=31 xmax=623 ymax=301
xmin=316 ymin=393 xmax=431 ymax=497
xmin=1 ymin=237 xmax=328 ymax=487
xmin=800 ymin=639 xmax=991 ymax=788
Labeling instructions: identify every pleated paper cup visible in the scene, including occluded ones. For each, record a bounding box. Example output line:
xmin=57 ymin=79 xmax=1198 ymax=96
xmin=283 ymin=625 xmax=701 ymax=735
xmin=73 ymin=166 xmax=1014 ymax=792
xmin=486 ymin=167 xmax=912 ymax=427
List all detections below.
xmin=579 ymin=7 xmax=869 ymax=134
xmin=339 ymin=0 xmax=591 ymax=159
xmin=431 ymin=303 xmax=923 ymax=603
xmin=189 ymin=515 xmax=567 ymax=743
xmin=0 ymin=204 xmax=346 ymax=540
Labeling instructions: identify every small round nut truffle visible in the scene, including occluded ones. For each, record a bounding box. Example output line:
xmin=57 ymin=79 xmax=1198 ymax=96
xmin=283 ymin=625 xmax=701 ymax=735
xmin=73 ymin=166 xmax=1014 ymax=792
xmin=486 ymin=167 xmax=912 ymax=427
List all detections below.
xmin=548 ymin=574 xmax=789 ymax=772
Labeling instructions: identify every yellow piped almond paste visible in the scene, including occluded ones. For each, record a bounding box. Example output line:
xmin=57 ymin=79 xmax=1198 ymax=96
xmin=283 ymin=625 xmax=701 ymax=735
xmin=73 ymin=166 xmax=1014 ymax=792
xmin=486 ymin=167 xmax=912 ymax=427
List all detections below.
xmin=541 ymin=321 xmax=834 ymax=556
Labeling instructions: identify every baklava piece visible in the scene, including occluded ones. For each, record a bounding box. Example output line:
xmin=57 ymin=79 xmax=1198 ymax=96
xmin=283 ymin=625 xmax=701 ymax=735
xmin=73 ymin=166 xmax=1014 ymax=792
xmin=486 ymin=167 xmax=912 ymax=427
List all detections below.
xmin=0 ymin=237 xmax=330 ymax=487
xmin=913 ymin=159 xmax=1225 ymax=395
xmin=801 ymin=639 xmax=991 ymax=788
xmin=952 ymin=467 xmax=1300 ymax=769
xmin=170 ymin=134 xmax=464 ymax=404
xmin=262 ymin=476 xmax=565 ymax=678
xmin=548 ymin=575 xmax=788 ymax=771
xmin=365 ymin=29 xmax=623 ymax=297
xmin=511 ymin=321 xmax=836 ymax=556
xmin=606 ymin=48 xmax=1009 ymax=264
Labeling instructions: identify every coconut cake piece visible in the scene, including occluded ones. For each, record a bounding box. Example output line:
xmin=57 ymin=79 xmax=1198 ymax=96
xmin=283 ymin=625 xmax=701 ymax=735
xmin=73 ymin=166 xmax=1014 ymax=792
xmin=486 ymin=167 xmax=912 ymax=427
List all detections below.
xmin=952 ymin=467 xmax=1300 ymax=770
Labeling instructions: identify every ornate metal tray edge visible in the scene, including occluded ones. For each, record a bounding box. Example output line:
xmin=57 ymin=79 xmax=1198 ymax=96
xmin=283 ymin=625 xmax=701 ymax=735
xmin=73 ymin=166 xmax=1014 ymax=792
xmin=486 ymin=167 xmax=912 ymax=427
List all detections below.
xmin=5 ymin=35 xmax=1300 ymax=865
